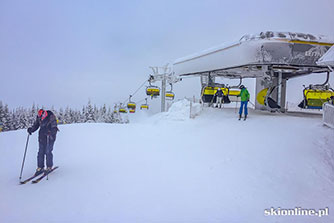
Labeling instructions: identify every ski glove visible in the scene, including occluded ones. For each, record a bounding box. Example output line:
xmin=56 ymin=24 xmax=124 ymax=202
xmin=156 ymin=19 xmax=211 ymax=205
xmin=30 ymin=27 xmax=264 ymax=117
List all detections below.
xmin=27 ymin=127 xmax=33 ymax=135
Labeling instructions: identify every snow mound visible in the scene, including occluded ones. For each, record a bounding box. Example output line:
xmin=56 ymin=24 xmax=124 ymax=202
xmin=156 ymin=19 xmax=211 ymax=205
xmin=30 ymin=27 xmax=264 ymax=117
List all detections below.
xmin=151 ymin=99 xmax=202 ymax=122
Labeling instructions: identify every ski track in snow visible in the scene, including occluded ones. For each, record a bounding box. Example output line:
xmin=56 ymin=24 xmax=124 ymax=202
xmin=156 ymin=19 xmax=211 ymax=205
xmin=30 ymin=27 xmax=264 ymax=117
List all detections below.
xmin=0 ymin=100 xmax=333 ymax=223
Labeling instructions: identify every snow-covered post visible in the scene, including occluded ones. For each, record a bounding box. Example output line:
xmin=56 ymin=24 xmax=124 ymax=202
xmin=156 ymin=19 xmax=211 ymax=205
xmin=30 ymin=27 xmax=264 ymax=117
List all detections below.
xmin=323 ymin=103 xmax=334 ymax=128
xmin=189 ymin=100 xmax=192 ymax=119
xmin=161 ymin=75 xmax=166 ymax=112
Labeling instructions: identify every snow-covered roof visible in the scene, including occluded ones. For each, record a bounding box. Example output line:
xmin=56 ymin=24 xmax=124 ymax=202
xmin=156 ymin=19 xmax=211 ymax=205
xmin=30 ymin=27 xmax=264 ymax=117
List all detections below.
xmin=173 ymin=31 xmax=334 ymax=77
xmin=239 ymin=31 xmax=333 ymax=43
xmin=174 ymin=31 xmax=334 ymax=65
xmin=317 ymin=45 xmax=334 ymax=67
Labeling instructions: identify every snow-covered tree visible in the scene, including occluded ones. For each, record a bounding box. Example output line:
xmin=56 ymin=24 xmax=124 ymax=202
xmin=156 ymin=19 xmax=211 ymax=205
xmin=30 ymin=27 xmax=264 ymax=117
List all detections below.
xmin=2 ymin=104 xmax=12 ymax=131
xmin=0 ymin=101 xmax=4 ymax=131
xmin=64 ymin=107 xmax=72 ymax=124
xmin=58 ymin=108 xmax=64 ymax=124
xmin=85 ymin=100 xmax=94 ymax=122
xmin=0 ymin=100 xmax=123 ymax=132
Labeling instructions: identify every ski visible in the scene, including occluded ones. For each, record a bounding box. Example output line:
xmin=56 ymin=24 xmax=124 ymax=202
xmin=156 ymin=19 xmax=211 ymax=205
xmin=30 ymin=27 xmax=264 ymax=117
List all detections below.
xmin=32 ymin=166 xmax=59 ymax=184
xmin=20 ymin=172 xmax=44 ymax=184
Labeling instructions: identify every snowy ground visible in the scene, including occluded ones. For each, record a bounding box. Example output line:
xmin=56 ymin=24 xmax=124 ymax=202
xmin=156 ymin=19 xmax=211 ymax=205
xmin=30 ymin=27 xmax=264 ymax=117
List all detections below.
xmin=1 ymin=100 xmax=334 ymax=223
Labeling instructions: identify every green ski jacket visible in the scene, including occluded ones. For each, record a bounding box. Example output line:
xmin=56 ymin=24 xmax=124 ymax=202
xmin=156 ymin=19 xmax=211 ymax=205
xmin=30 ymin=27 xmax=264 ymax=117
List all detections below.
xmin=239 ymin=88 xmax=250 ymax=102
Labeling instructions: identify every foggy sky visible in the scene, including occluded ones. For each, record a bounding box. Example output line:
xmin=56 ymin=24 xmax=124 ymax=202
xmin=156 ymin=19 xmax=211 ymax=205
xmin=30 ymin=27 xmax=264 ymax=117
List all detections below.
xmin=1 ymin=0 xmax=334 ymax=109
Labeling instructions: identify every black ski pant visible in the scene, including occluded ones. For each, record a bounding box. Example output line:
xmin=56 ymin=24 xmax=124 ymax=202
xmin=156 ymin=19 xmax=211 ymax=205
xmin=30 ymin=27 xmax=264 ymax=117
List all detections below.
xmin=37 ymin=136 xmax=55 ymax=168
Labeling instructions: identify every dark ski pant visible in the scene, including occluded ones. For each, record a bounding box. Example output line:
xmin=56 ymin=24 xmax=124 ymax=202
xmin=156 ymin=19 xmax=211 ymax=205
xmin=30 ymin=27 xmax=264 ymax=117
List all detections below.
xmin=37 ymin=136 xmax=55 ymax=168
xmin=239 ymin=101 xmax=248 ymax=116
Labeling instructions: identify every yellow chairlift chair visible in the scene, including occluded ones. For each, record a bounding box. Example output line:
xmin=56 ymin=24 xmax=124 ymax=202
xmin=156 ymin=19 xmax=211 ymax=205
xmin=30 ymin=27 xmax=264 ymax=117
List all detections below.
xmin=127 ymin=95 xmax=136 ymax=109
xmin=298 ymin=85 xmax=334 ymax=109
xmin=140 ymin=98 xmax=149 ymax=110
xmin=166 ymin=83 xmax=175 ymax=100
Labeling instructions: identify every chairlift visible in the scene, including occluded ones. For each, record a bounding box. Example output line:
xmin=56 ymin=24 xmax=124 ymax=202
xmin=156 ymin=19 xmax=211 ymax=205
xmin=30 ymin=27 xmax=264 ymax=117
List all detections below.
xmin=201 ymin=85 xmax=232 ymax=104
xmin=118 ymin=103 xmax=127 ymax=113
xmin=298 ymin=85 xmax=334 ymax=109
xmin=166 ymin=83 xmax=175 ymax=100
xmin=298 ymin=72 xmax=334 ymax=109
xmin=256 ymin=87 xmax=281 ymax=111
xmin=127 ymin=95 xmax=136 ymax=109
xmin=140 ymin=98 xmax=149 ymax=110
xmin=119 ymin=108 xmax=127 ymax=113
xmin=146 ymin=79 xmax=160 ymax=97
xmin=227 ymin=89 xmax=241 ymax=96
xmin=129 ymin=109 xmax=136 ymax=113
xmin=226 ymin=78 xmax=242 ymax=97
xmin=113 ymin=104 xmax=118 ymax=113
xmin=226 ymin=87 xmax=240 ymax=102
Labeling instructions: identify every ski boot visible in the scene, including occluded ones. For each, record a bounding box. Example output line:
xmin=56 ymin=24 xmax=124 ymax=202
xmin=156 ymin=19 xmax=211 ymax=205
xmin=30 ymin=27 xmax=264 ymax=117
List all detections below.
xmin=238 ymin=114 xmax=242 ymax=120
xmin=244 ymin=114 xmax=247 ymax=121
xmin=35 ymin=167 xmax=44 ymax=176
xmin=45 ymin=167 xmax=53 ymax=174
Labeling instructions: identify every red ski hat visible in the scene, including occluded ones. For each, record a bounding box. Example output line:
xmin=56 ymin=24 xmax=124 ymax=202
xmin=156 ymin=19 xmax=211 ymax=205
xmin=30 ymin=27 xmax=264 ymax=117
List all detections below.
xmin=38 ymin=109 xmax=44 ymax=117
xmin=38 ymin=109 xmax=48 ymax=120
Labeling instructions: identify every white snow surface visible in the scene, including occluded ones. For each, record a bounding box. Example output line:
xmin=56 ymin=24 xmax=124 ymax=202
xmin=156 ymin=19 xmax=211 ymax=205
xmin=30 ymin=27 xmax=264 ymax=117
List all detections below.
xmin=1 ymin=100 xmax=334 ymax=223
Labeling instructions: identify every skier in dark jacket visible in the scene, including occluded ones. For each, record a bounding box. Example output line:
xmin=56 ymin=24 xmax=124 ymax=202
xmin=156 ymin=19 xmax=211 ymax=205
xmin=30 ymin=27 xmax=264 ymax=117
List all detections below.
xmin=27 ymin=109 xmax=58 ymax=174
xmin=215 ymin=88 xmax=224 ymax=108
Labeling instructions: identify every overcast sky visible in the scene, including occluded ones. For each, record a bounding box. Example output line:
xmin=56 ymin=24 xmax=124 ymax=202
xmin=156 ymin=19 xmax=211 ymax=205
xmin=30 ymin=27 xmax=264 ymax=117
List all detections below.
xmin=1 ymin=0 xmax=334 ymax=109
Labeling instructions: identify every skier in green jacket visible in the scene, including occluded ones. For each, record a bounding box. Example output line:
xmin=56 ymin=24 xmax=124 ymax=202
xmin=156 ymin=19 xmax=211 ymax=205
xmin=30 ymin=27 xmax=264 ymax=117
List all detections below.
xmin=238 ymin=85 xmax=250 ymax=120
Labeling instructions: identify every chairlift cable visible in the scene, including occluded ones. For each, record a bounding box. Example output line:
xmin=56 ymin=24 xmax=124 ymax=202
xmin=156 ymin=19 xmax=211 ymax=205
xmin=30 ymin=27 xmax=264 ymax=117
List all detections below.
xmin=122 ymin=80 xmax=147 ymax=104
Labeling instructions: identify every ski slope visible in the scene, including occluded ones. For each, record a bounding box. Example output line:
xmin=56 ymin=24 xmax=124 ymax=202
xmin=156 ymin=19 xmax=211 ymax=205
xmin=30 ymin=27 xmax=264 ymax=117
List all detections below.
xmin=0 ymin=100 xmax=333 ymax=223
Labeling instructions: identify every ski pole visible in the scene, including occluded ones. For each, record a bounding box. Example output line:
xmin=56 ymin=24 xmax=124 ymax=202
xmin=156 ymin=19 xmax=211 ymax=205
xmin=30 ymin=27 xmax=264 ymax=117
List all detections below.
xmin=47 ymin=135 xmax=49 ymax=181
xmin=19 ymin=134 xmax=30 ymax=180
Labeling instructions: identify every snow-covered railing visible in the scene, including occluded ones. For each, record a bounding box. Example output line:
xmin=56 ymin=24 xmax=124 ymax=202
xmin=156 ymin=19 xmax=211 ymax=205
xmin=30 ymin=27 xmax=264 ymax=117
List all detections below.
xmin=188 ymin=97 xmax=202 ymax=119
xmin=323 ymin=103 xmax=334 ymax=128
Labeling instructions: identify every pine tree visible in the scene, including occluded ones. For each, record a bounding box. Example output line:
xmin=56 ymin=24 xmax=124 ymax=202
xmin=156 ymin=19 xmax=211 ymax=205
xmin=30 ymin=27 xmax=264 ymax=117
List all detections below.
xmin=17 ymin=107 xmax=28 ymax=129
xmin=29 ymin=103 xmax=37 ymax=126
xmin=0 ymin=101 xmax=4 ymax=131
xmin=2 ymin=104 xmax=12 ymax=131
xmin=64 ymin=107 xmax=71 ymax=124
xmin=58 ymin=108 xmax=64 ymax=124
xmin=86 ymin=100 xmax=94 ymax=122
xmin=100 ymin=104 xmax=107 ymax=123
